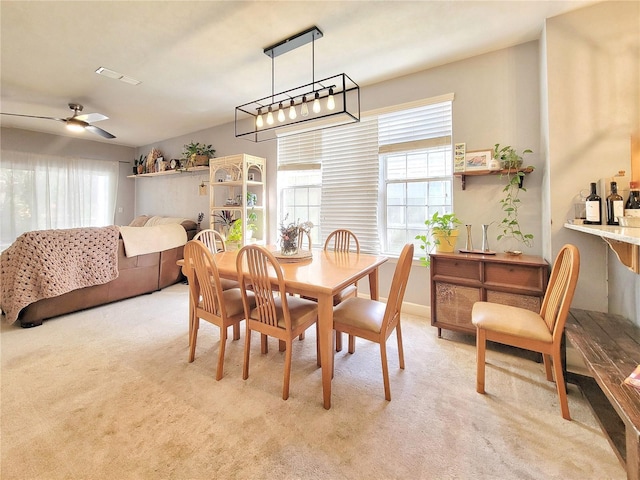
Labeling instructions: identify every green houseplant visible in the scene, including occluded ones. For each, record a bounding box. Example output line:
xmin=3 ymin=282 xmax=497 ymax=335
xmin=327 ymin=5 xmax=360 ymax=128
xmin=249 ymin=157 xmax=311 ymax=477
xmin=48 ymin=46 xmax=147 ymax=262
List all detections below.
xmin=182 ymin=141 xmax=216 ymax=168
xmin=415 ymin=211 xmax=462 ymax=267
xmin=494 ymin=145 xmax=535 ymax=252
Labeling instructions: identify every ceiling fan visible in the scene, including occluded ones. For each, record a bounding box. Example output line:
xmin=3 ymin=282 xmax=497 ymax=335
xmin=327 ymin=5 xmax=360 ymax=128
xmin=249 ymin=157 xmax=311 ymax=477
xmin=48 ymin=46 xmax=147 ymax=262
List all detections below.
xmin=1 ymin=103 xmax=116 ymax=139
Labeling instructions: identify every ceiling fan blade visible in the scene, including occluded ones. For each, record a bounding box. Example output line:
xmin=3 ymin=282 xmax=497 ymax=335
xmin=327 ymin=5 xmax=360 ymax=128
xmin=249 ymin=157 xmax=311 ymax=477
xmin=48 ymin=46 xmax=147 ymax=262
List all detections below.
xmin=1 ymin=112 xmax=65 ymax=122
xmin=85 ymin=124 xmax=116 ymax=139
xmin=75 ymin=113 xmax=108 ymax=123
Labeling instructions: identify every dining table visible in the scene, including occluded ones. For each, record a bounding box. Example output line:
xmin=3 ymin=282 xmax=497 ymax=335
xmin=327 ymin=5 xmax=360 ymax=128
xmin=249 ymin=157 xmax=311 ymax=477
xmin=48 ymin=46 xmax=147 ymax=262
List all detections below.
xmin=180 ymin=245 xmax=388 ymax=409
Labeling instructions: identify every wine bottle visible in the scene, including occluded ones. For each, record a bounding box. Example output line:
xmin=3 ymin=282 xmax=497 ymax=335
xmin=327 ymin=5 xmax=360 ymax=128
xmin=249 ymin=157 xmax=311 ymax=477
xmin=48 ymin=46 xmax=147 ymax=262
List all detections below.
xmin=606 ymin=181 xmax=624 ymax=225
xmin=584 ymin=182 xmax=602 ymax=225
xmin=625 ymin=181 xmax=640 ymax=217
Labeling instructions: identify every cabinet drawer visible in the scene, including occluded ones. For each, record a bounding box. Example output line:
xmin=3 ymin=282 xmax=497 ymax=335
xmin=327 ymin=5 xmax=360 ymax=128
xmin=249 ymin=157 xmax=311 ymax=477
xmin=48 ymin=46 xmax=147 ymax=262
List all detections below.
xmin=486 ymin=290 xmax=542 ymax=313
xmin=433 ymin=258 xmax=481 ymax=281
xmin=484 ymin=263 xmax=544 ymax=290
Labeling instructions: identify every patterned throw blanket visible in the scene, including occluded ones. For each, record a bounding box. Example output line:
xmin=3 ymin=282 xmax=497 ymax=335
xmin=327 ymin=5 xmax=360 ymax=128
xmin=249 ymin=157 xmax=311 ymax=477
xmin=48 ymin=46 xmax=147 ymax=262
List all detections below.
xmin=0 ymin=226 xmax=120 ymax=324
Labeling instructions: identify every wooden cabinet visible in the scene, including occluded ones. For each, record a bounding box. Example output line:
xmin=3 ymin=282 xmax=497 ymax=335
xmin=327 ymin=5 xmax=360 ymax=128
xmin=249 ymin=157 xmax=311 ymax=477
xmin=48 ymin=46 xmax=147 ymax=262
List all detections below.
xmin=430 ymin=252 xmax=548 ymax=336
xmin=209 ymin=154 xmax=266 ymax=247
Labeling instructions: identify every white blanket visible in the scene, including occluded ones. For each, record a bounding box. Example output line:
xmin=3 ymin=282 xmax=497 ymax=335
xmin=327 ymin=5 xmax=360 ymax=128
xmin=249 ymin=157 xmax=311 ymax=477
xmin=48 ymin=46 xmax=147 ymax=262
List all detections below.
xmin=119 ymin=224 xmax=187 ymax=258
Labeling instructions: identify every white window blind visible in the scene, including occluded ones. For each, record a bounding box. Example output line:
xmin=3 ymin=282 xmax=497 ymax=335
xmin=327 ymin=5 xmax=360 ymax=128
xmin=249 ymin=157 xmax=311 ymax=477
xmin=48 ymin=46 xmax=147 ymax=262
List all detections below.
xmin=319 ymin=118 xmax=380 ymax=253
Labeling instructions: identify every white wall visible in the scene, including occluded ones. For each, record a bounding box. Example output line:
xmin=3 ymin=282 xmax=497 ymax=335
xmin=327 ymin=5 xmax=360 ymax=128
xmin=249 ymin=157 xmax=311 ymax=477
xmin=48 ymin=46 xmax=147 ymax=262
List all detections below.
xmin=543 ymin=1 xmax=640 ymax=323
xmin=0 ymin=127 xmax=136 ymax=226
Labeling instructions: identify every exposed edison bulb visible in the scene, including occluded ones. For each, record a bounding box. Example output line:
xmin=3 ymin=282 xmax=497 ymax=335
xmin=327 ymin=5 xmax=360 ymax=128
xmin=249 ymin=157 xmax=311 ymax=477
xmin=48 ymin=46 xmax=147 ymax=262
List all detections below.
xmin=327 ymin=88 xmax=335 ymax=111
xmin=288 ymin=99 xmax=297 ymax=120
xmin=312 ymin=92 xmax=321 ymax=113
xmin=266 ymin=106 xmax=274 ymax=125
xmin=256 ymin=109 xmax=264 ymax=128
xmin=301 ymin=96 xmax=309 ymax=117
xmin=277 ymin=103 xmax=285 ymax=122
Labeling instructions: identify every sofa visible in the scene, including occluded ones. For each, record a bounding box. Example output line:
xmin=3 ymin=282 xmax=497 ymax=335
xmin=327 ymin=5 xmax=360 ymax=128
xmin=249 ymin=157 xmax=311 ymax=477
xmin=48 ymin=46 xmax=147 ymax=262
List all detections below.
xmin=1 ymin=216 xmax=197 ymax=328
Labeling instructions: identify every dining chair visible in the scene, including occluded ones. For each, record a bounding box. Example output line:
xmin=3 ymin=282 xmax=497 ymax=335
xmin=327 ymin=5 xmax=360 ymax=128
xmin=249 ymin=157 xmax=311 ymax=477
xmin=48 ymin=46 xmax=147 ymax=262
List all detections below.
xmin=471 ymin=244 xmax=580 ymax=420
xmin=332 ymin=243 xmax=414 ymax=401
xmin=236 ymin=245 xmax=319 ymax=400
xmin=297 ymin=226 xmax=313 ymax=250
xmin=183 ymin=240 xmax=255 ymax=380
xmin=324 ymin=229 xmax=361 ymax=352
xmin=193 ymin=228 xmax=238 ymax=291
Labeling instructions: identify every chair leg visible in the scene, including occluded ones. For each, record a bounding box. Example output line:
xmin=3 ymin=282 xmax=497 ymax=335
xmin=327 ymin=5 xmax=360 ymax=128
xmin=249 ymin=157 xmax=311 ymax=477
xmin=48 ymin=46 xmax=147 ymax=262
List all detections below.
xmin=542 ymin=354 xmax=553 ymax=381
xmin=232 ymin=323 xmax=240 ymax=341
xmin=216 ymin=325 xmax=228 ymax=381
xmin=188 ymin=317 xmax=199 ymax=363
xmin=476 ymin=328 xmax=486 ymax=394
xmin=243 ymin=328 xmax=251 ymax=380
xmin=380 ymin=341 xmax=391 ymax=401
xmin=299 ymin=331 xmax=305 ymax=341
xmin=261 ymin=333 xmax=268 ymax=354
xmin=348 ymin=335 xmax=356 ymax=354
xmin=283 ymin=339 xmax=293 ymax=400
xmin=279 ymin=339 xmax=286 ymax=352
xmin=336 ymin=332 xmax=343 ymax=352
xmin=552 ymin=350 xmax=571 ymax=420
xmin=396 ymin=321 xmax=405 ymax=370
xmin=316 ymin=323 xmax=321 ymax=368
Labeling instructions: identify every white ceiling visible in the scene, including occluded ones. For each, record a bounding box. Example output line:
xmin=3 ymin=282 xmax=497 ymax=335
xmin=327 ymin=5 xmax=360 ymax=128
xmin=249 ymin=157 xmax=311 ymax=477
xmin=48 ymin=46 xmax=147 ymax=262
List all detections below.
xmin=0 ymin=0 xmax=600 ymax=148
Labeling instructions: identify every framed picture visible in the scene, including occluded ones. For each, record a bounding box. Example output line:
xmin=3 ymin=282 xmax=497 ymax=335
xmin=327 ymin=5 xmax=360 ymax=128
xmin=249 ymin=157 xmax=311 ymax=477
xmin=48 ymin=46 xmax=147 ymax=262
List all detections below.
xmin=454 ymin=143 xmax=466 ymax=173
xmin=464 ymin=150 xmax=492 ymax=171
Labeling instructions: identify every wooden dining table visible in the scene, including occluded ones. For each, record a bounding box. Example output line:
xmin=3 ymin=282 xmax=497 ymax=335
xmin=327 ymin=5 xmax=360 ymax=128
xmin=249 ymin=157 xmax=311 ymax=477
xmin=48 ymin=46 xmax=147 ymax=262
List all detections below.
xmin=180 ymin=246 xmax=388 ymax=409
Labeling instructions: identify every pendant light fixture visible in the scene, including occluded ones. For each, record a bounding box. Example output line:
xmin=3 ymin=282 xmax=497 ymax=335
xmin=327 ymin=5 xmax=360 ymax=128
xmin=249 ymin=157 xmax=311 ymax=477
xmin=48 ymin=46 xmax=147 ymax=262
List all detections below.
xmin=235 ymin=26 xmax=360 ymax=142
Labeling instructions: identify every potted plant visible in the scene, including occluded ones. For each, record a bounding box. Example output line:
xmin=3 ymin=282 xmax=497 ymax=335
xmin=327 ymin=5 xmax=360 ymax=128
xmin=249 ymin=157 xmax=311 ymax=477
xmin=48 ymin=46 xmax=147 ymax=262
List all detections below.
xmin=182 ymin=141 xmax=216 ymax=168
xmin=134 ymin=154 xmax=145 ymax=174
xmin=415 ymin=211 xmax=462 ymax=267
xmin=493 ymin=144 xmax=532 ymax=170
xmin=496 ymin=170 xmax=535 ymax=253
xmin=225 ymin=218 xmax=243 ymax=250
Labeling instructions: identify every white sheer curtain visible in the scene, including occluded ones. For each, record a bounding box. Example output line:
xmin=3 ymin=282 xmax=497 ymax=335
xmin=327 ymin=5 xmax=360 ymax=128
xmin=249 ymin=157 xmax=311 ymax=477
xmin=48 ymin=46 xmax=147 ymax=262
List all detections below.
xmin=0 ymin=150 xmax=119 ymax=250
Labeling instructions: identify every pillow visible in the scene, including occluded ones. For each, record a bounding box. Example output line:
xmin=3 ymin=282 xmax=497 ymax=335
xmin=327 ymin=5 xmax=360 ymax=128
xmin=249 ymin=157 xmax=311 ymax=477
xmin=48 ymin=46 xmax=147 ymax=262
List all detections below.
xmin=128 ymin=215 xmax=150 ymax=227
xmin=144 ymin=216 xmax=188 ymax=227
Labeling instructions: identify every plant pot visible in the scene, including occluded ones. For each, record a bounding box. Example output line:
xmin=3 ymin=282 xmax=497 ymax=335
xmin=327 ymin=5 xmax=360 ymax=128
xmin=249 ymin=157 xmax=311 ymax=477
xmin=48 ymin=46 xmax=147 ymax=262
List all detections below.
xmin=193 ymin=155 xmax=210 ymax=167
xmin=433 ymin=229 xmax=460 ymax=253
xmin=137 ymin=165 xmax=144 ymax=174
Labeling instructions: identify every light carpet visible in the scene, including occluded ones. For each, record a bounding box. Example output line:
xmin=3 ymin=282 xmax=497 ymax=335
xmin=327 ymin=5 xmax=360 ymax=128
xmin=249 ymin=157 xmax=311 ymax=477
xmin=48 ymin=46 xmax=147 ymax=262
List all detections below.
xmin=1 ymin=283 xmax=624 ymax=479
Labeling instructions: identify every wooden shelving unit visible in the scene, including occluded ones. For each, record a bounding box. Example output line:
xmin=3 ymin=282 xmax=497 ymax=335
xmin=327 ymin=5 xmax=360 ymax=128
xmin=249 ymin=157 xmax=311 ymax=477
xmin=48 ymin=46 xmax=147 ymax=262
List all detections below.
xmin=126 ymin=166 xmax=209 ymax=179
xmin=454 ymin=167 xmax=534 ymax=190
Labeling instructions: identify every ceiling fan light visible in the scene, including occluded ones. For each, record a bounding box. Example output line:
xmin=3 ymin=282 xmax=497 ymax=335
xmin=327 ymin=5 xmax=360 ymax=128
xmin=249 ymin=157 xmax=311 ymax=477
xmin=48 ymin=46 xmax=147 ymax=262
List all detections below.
xmin=66 ymin=119 xmax=85 ymax=132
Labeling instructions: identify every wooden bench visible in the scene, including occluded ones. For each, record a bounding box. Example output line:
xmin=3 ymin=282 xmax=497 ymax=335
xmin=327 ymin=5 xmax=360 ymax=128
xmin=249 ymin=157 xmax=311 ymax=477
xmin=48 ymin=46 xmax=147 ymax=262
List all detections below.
xmin=565 ymin=308 xmax=640 ymax=480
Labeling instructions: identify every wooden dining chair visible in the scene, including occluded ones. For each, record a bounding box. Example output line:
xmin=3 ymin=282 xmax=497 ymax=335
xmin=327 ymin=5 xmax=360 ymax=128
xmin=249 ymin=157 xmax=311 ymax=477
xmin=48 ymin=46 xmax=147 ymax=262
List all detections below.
xmin=332 ymin=243 xmax=414 ymax=401
xmin=472 ymin=244 xmax=580 ymax=420
xmin=183 ymin=240 xmax=255 ymax=380
xmin=236 ymin=245 xmax=319 ymax=400
xmin=297 ymin=226 xmax=313 ymax=250
xmin=193 ymin=228 xmax=238 ymax=291
xmin=324 ymin=229 xmax=361 ymax=352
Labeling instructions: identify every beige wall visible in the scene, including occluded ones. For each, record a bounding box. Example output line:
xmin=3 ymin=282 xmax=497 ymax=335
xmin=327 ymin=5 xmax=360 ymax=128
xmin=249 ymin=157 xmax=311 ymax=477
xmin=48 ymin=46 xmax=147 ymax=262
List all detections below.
xmin=543 ymin=1 xmax=640 ymax=322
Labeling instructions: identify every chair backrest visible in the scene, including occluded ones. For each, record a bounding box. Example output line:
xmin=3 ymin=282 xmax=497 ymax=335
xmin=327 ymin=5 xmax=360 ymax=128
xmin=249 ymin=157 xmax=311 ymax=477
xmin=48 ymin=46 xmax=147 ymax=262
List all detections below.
xmin=236 ymin=245 xmax=293 ymax=331
xmin=193 ymin=229 xmax=226 ymax=253
xmin=184 ymin=240 xmax=226 ymax=318
xmin=381 ymin=243 xmax=414 ymax=335
xmin=324 ymin=229 xmax=360 ymax=253
xmin=540 ymin=244 xmax=580 ymax=340
xmin=297 ymin=227 xmax=312 ymax=250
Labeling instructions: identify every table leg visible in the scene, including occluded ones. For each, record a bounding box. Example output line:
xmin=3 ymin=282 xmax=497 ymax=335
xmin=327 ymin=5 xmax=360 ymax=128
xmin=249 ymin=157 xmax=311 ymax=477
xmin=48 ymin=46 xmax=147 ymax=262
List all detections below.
xmin=368 ymin=268 xmax=380 ymax=300
xmin=318 ymin=292 xmax=333 ymax=409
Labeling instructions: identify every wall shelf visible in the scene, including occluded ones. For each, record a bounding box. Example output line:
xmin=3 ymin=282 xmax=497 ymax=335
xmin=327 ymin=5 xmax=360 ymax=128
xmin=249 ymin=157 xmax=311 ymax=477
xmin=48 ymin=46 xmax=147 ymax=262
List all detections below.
xmin=564 ymin=222 xmax=640 ymax=273
xmin=454 ymin=167 xmax=534 ymax=190
xmin=127 ymin=166 xmax=209 ymax=178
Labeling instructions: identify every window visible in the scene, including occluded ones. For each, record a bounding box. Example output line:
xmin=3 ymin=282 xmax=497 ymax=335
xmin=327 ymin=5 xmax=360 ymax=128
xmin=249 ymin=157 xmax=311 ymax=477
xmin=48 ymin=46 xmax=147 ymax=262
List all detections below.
xmin=278 ymin=95 xmax=453 ymax=256
xmin=0 ymin=151 xmax=119 ymax=251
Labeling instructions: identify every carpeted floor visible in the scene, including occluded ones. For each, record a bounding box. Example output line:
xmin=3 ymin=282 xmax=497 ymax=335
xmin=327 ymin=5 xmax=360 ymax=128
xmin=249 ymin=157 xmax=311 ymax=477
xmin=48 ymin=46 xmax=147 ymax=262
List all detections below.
xmin=1 ymin=283 xmax=625 ymax=479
